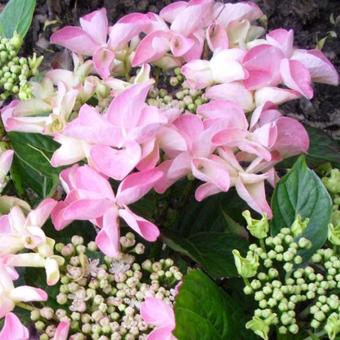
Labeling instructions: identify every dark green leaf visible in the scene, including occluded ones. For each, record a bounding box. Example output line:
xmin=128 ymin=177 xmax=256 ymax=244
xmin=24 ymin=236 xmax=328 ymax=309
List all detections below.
xmin=162 ymin=190 xmax=249 ymax=278
xmin=271 ymin=155 xmax=332 ymax=259
xmin=163 ymin=231 xmax=248 ymax=279
xmin=174 ymin=270 xmax=255 ymax=340
xmin=162 ymin=190 xmax=249 ymax=279
xmin=9 ymin=132 xmax=60 ymax=200
xmin=0 ymin=0 xmax=36 ymax=38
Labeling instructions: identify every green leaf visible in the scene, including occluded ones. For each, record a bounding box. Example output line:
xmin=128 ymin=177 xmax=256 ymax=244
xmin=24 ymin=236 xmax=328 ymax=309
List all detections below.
xmin=271 ymin=155 xmax=332 ymax=259
xmin=162 ymin=190 xmax=249 ymax=279
xmin=174 ymin=270 xmax=255 ymax=340
xmin=8 ymin=132 xmax=60 ymax=200
xmin=163 ymin=230 xmax=248 ymax=279
xmin=0 ymin=0 xmax=36 ymax=38
xmin=278 ymin=126 xmax=340 ymax=169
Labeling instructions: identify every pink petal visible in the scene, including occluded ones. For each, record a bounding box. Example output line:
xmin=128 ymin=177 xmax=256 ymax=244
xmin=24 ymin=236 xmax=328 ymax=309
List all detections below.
xmin=243 ymin=44 xmax=284 ymax=90
xmin=280 ymin=59 xmax=313 ymax=99
xmin=182 ymin=31 xmax=205 ymax=61
xmin=235 ymin=178 xmax=272 ymax=218
xmin=119 ymin=206 xmax=159 ymax=242
xmin=0 ymin=313 xmax=29 ymax=340
xmin=160 ymin=1 xmax=187 ymax=23
xmin=117 ymin=169 xmax=163 ymax=206
xmin=109 ymin=13 xmax=150 ymax=50
xmin=96 ymin=208 xmax=120 ymax=257
xmin=91 ymin=142 xmax=142 ymax=180
xmin=255 ymin=87 xmax=300 ymax=106
xmin=291 ymin=49 xmax=339 ymax=86
xmin=197 ymin=99 xmax=247 ymax=129
xmin=53 ymin=320 xmax=70 ymax=340
xmin=93 ymin=47 xmax=115 ymax=80
xmin=106 ymin=82 xmax=152 ymax=128
xmin=173 ymin=113 xmax=204 ymax=147
xmin=71 ymin=165 xmax=114 ymax=200
xmin=10 ymin=286 xmax=48 ymax=302
xmin=140 ymin=297 xmax=175 ymax=329
xmin=206 ymin=82 xmax=254 ymax=112
xmin=215 ymin=2 xmax=263 ymax=26
xmin=191 ymin=157 xmax=230 ymax=191
xmin=249 ymin=102 xmax=280 ymax=129
xmin=62 ymin=199 xmax=112 ymax=221
xmin=79 ymin=8 xmax=108 ymax=45
xmin=266 ymin=28 xmax=294 ymax=57
xmin=206 ymin=23 xmax=229 ymax=51
xmin=132 ymin=31 xmax=170 ymax=67
xmin=26 ymin=198 xmax=57 ymax=228
xmin=137 ymin=140 xmax=160 ymax=171
xmin=273 ymin=117 xmax=309 ymax=157
xmin=181 ymin=59 xmax=212 ymax=89
xmin=169 ymin=34 xmax=195 ymax=57
xmin=147 ymin=327 xmax=177 ymax=340
xmin=195 ymin=182 xmax=221 ymax=201
xmin=50 ymin=27 xmax=98 ymax=55
xmin=64 ymin=104 xmax=121 ymax=146
xmin=153 ymin=160 xmax=180 ymax=194
xmin=0 ymin=150 xmax=14 ymax=176
xmin=170 ymin=0 xmax=214 ymax=36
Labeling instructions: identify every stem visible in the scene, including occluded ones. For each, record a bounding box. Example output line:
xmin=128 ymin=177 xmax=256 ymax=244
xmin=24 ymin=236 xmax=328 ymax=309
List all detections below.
xmin=17 ymin=302 xmax=35 ymax=311
xmin=260 ymin=239 xmax=266 ymax=251
xmin=243 ymin=277 xmax=250 ymax=286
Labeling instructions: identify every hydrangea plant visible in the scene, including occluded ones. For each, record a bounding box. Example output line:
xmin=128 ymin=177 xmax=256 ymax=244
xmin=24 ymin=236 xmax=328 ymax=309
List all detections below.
xmin=0 ymin=0 xmax=339 ymax=339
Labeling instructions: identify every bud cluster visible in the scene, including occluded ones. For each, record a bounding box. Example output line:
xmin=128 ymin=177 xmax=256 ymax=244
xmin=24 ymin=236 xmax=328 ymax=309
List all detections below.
xmin=234 ymin=220 xmax=340 ymax=340
xmin=31 ymin=233 xmax=183 ymax=340
xmin=0 ymin=35 xmax=43 ymax=100
xmin=147 ymin=68 xmax=208 ymax=113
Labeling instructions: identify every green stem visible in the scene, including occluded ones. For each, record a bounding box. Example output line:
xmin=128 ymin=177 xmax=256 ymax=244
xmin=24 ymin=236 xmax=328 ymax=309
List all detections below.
xmin=260 ymin=239 xmax=266 ymax=251
xmin=17 ymin=302 xmax=35 ymax=311
xmin=243 ymin=277 xmax=250 ymax=287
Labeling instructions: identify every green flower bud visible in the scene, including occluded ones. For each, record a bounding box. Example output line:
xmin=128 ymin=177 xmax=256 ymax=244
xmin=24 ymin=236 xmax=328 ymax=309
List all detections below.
xmin=10 ymin=32 xmax=23 ymax=50
xmin=291 ymin=215 xmax=309 ymax=237
xmin=328 ymin=223 xmax=340 ymax=246
xmin=288 ymin=324 xmax=299 ymax=334
xmin=232 ymin=249 xmax=259 ymax=278
xmin=242 ymin=210 xmax=269 ymax=239
xmin=246 ymin=315 xmax=276 ymax=340
xmin=323 ymin=169 xmax=340 ymax=194
xmin=325 ymin=313 xmax=340 ymax=340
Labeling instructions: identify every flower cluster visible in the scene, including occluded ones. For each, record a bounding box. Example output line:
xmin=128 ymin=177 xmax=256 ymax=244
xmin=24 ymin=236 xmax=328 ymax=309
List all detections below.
xmin=0 ymin=34 xmax=43 ymax=100
xmin=234 ymin=214 xmax=340 ymax=340
xmin=31 ymin=232 xmax=181 ymax=339
xmin=1 ymin=2 xmax=338 ymax=253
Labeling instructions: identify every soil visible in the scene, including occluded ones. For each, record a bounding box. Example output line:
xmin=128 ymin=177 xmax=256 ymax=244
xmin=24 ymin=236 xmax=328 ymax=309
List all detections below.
xmin=1 ymin=0 xmax=339 ymax=138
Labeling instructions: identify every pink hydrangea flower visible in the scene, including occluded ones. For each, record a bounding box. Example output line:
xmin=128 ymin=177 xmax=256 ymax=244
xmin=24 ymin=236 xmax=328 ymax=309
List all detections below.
xmin=52 ymin=165 xmax=161 ymax=256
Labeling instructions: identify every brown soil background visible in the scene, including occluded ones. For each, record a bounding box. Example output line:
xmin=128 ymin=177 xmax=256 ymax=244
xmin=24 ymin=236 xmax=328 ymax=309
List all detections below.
xmin=1 ymin=0 xmax=339 ymax=138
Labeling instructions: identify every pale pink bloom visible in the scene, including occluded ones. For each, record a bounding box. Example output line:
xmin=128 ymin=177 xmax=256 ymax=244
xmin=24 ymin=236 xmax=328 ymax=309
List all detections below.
xmin=181 ymin=49 xmax=247 ymax=89
xmin=51 ymin=8 xmax=114 ymax=79
xmin=140 ymin=297 xmax=177 ymax=340
xmin=0 ymin=198 xmax=57 ymax=255
xmin=0 ymin=313 xmax=29 ymax=340
xmin=0 ymin=264 xmax=47 ymax=318
xmin=4 ymin=82 xmax=78 ymax=135
xmin=51 ymin=165 xmax=161 ymax=256
xmin=210 ymin=100 xmax=309 ymax=162
xmin=154 ymin=113 xmax=230 ymax=196
xmin=215 ymin=147 xmax=274 ymax=217
xmin=53 ymin=320 xmax=70 ymax=340
xmin=254 ymin=87 xmax=300 ymax=107
xmin=207 ymin=1 xmax=263 ymax=50
xmin=0 ymin=150 xmax=14 ymax=193
xmin=54 ymin=82 xmax=169 ymax=180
